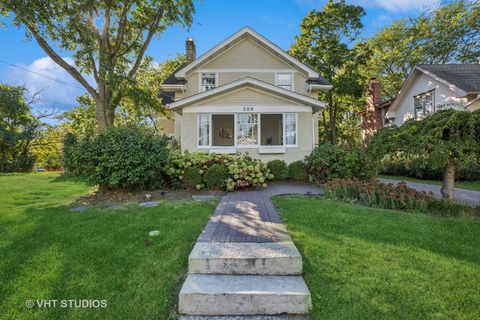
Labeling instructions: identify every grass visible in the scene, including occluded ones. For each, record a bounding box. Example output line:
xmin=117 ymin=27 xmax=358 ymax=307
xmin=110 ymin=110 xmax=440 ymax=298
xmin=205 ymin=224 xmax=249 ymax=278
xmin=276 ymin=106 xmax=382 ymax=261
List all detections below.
xmin=0 ymin=172 xmax=215 ymax=320
xmin=379 ymin=174 xmax=480 ymax=191
xmin=273 ymin=195 xmax=480 ymax=320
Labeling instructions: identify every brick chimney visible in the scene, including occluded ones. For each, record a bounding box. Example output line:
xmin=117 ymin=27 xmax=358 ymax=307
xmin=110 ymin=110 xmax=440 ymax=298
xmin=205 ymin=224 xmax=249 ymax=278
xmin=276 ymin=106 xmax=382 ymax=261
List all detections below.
xmin=363 ymin=78 xmax=383 ymax=141
xmin=186 ymin=37 xmax=196 ymax=64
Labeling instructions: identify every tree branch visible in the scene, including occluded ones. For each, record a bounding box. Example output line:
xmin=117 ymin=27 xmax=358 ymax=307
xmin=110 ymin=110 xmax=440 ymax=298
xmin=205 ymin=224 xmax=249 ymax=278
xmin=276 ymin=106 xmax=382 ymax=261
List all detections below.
xmin=25 ymin=24 xmax=98 ymax=99
xmin=113 ymin=0 xmax=133 ymax=55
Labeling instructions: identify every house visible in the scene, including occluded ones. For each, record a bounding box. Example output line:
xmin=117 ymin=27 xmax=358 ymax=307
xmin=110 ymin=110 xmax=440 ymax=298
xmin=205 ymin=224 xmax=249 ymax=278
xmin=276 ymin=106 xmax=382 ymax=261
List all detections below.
xmin=160 ymin=27 xmax=332 ymax=163
xmin=360 ymin=64 xmax=480 ymax=141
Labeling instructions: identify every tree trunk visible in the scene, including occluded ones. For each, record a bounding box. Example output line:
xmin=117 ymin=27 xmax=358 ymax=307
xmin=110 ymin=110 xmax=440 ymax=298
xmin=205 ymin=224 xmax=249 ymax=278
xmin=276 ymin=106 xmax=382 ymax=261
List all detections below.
xmin=328 ymin=94 xmax=337 ymax=144
xmin=441 ymin=158 xmax=455 ymax=202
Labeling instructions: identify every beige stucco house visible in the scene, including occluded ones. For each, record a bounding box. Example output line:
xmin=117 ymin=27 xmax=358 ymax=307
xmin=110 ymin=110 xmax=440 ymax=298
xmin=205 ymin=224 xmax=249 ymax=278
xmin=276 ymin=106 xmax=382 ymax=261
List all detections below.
xmin=160 ymin=27 xmax=332 ymax=163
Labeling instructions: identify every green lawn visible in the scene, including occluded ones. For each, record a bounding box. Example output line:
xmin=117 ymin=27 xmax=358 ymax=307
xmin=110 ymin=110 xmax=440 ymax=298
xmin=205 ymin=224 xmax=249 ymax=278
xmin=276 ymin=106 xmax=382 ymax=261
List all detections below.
xmin=273 ymin=196 xmax=480 ymax=320
xmin=379 ymin=174 xmax=480 ymax=191
xmin=0 ymin=172 xmax=214 ymax=320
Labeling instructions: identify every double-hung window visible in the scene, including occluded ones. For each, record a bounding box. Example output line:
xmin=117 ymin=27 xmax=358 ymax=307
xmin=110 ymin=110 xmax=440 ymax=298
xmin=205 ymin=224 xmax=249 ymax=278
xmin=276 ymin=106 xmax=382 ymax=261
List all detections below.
xmin=236 ymin=114 xmax=258 ymax=146
xmin=276 ymin=73 xmax=292 ymax=90
xmin=201 ymin=73 xmax=216 ymax=92
xmin=284 ymin=113 xmax=297 ymax=145
xmin=414 ymin=91 xmax=434 ymax=119
xmin=198 ymin=114 xmax=210 ymax=146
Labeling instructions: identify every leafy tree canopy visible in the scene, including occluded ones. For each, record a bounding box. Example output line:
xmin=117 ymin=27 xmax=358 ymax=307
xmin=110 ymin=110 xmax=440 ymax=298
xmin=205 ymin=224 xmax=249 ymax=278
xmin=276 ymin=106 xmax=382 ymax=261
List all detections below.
xmin=0 ymin=0 xmax=194 ymax=129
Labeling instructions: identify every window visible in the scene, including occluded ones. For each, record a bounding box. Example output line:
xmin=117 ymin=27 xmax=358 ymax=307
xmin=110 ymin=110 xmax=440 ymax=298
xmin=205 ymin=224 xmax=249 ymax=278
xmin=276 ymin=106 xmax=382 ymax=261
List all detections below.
xmin=198 ymin=114 xmax=210 ymax=146
xmin=236 ymin=114 xmax=258 ymax=146
xmin=201 ymin=73 xmax=216 ymax=92
xmin=276 ymin=73 xmax=292 ymax=90
xmin=212 ymin=115 xmax=234 ymax=146
xmin=284 ymin=113 xmax=297 ymax=145
xmin=414 ymin=91 xmax=434 ymax=119
xmin=261 ymin=114 xmax=283 ymax=146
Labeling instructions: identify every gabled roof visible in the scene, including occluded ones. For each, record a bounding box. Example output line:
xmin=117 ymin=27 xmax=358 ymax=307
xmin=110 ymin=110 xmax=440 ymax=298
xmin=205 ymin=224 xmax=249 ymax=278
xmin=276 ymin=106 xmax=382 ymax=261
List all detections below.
xmin=173 ymin=26 xmax=322 ymax=80
xmin=416 ymin=64 xmax=480 ymax=93
xmin=168 ymin=77 xmax=326 ymax=109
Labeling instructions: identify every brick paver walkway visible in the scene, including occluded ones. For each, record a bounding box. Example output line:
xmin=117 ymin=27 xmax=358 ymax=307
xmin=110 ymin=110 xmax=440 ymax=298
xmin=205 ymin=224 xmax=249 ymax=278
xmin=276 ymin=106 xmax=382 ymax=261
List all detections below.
xmin=197 ymin=183 xmax=322 ymax=243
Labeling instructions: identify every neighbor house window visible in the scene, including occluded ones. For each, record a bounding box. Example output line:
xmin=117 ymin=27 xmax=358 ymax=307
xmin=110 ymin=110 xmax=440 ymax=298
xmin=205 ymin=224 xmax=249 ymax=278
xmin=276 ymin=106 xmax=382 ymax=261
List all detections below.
xmin=276 ymin=73 xmax=292 ymax=90
xmin=236 ymin=114 xmax=258 ymax=146
xmin=201 ymin=73 xmax=216 ymax=92
xmin=284 ymin=113 xmax=297 ymax=145
xmin=198 ymin=114 xmax=210 ymax=146
xmin=414 ymin=91 xmax=434 ymax=119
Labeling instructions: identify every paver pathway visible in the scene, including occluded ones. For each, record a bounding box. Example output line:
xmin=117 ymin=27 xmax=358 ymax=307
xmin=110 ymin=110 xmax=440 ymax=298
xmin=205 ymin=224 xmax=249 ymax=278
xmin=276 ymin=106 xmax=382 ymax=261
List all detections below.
xmin=379 ymin=178 xmax=480 ymax=206
xmin=197 ymin=183 xmax=323 ymax=243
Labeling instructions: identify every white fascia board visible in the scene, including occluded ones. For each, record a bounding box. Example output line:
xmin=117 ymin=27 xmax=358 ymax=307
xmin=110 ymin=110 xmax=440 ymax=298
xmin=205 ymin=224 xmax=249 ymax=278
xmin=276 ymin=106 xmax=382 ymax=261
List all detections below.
xmin=308 ymin=84 xmax=333 ymax=91
xmin=160 ymin=84 xmax=185 ymax=91
xmin=174 ymin=27 xmax=320 ymax=79
xmin=168 ymin=77 xmax=325 ymax=109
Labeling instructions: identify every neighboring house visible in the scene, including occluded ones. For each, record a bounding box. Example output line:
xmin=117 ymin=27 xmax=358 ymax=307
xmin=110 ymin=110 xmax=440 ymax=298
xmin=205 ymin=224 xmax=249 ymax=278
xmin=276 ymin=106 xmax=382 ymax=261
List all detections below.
xmin=160 ymin=27 xmax=332 ymax=163
xmin=360 ymin=64 xmax=480 ymax=141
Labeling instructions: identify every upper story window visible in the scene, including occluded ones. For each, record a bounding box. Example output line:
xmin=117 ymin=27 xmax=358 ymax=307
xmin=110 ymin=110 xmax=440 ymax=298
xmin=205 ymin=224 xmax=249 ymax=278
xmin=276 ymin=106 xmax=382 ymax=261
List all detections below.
xmin=201 ymin=73 xmax=216 ymax=92
xmin=414 ymin=91 xmax=434 ymax=119
xmin=276 ymin=73 xmax=292 ymax=91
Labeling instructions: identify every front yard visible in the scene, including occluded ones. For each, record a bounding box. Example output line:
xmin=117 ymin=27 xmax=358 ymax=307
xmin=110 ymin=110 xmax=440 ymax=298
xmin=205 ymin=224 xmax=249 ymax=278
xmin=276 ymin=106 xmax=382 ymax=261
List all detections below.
xmin=0 ymin=173 xmax=214 ymax=319
xmin=379 ymin=174 xmax=480 ymax=191
xmin=273 ymin=196 xmax=480 ymax=319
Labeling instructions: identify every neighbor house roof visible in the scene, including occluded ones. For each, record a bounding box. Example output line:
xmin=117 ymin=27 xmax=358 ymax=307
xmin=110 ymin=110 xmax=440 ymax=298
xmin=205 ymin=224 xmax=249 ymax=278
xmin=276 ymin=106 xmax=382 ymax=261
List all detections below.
xmin=168 ymin=77 xmax=326 ymax=110
xmin=416 ymin=64 xmax=480 ymax=93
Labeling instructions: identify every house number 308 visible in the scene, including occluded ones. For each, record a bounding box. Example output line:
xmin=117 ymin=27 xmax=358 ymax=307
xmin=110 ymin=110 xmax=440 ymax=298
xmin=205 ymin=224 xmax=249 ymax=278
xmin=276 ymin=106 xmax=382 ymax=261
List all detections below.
xmin=243 ymin=107 xmax=254 ymax=111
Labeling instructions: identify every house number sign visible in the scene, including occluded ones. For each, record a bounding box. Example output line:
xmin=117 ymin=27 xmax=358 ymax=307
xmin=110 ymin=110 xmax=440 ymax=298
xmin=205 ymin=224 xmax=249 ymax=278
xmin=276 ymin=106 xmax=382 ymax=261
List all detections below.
xmin=243 ymin=107 xmax=254 ymax=111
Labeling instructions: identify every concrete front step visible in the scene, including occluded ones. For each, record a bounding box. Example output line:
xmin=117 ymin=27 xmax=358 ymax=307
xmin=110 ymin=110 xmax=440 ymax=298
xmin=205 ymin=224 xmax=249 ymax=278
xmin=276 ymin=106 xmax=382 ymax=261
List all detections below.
xmin=188 ymin=242 xmax=302 ymax=275
xmin=179 ymin=274 xmax=311 ymax=316
xmin=179 ymin=316 xmax=308 ymax=320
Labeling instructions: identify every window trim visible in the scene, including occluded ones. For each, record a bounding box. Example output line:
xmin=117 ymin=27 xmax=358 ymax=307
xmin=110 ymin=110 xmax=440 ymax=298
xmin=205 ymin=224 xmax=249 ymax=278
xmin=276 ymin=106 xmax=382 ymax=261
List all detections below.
xmin=196 ymin=112 xmax=299 ymax=149
xmin=199 ymin=72 xmax=218 ymax=92
xmin=413 ymin=89 xmax=435 ymax=119
xmin=275 ymin=72 xmax=294 ymax=91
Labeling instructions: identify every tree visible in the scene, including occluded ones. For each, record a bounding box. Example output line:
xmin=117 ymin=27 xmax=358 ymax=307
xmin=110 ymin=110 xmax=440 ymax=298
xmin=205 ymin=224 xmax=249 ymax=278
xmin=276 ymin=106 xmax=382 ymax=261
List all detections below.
xmin=290 ymin=0 xmax=366 ymax=144
xmin=0 ymin=84 xmax=40 ymax=172
xmin=31 ymin=125 xmax=63 ymax=169
xmin=358 ymin=0 xmax=480 ymax=98
xmin=368 ymin=109 xmax=480 ymax=201
xmin=1 ymin=0 xmax=194 ymax=129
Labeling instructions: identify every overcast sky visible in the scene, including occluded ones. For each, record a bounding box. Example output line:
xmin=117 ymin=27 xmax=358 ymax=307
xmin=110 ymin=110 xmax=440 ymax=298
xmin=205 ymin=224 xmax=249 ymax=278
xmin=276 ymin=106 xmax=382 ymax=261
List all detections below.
xmin=0 ymin=0 xmax=437 ymax=113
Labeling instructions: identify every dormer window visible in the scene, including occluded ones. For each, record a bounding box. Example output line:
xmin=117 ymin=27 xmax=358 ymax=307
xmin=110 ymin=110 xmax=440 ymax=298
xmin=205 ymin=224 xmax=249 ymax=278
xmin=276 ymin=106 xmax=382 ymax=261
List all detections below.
xmin=201 ymin=73 xmax=217 ymax=92
xmin=276 ymin=73 xmax=292 ymax=90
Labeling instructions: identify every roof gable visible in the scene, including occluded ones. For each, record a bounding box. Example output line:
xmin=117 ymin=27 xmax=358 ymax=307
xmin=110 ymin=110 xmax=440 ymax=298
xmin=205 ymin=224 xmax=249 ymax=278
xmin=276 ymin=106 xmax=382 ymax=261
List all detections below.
xmin=174 ymin=27 xmax=320 ymax=79
xmin=416 ymin=64 xmax=480 ymax=93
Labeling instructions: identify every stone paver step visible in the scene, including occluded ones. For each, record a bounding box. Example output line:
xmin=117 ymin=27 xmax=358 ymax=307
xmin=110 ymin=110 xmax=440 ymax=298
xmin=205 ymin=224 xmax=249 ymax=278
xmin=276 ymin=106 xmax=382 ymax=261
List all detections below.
xmin=179 ymin=316 xmax=308 ymax=320
xmin=189 ymin=242 xmax=302 ymax=275
xmin=179 ymin=274 xmax=311 ymax=316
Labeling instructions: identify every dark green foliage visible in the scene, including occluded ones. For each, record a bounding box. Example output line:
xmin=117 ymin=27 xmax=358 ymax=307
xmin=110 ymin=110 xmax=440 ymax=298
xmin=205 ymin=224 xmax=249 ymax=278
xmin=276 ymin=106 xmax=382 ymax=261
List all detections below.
xmin=63 ymin=127 xmax=169 ymax=190
xmin=0 ymin=84 xmax=39 ymax=172
xmin=204 ymin=164 xmax=229 ymax=189
xmin=288 ymin=160 xmax=307 ymax=181
xmin=267 ymin=160 xmax=289 ymax=180
xmin=183 ymin=167 xmax=202 ymax=189
xmin=306 ymin=143 xmax=373 ymax=182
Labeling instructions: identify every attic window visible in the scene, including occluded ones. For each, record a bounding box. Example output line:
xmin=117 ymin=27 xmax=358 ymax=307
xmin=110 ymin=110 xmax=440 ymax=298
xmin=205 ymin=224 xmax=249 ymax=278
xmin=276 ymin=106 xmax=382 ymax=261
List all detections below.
xmin=414 ymin=90 xmax=435 ymax=119
xmin=201 ymin=73 xmax=217 ymax=92
xmin=276 ymin=73 xmax=292 ymax=90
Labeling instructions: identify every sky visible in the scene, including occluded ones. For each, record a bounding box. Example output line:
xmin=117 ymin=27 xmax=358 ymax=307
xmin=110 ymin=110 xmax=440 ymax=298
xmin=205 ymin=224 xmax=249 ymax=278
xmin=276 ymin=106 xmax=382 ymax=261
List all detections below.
xmin=0 ymin=0 xmax=438 ymax=115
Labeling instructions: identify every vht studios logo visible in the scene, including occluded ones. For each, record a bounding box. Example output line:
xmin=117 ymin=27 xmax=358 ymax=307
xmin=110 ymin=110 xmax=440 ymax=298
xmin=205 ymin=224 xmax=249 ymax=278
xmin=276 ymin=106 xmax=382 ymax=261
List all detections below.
xmin=25 ymin=299 xmax=107 ymax=309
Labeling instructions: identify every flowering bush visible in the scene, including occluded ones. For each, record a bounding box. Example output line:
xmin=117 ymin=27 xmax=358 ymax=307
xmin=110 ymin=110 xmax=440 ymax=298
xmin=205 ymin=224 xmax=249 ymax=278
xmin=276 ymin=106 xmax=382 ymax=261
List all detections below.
xmin=323 ymin=178 xmax=433 ymax=212
xmin=164 ymin=150 xmax=273 ymax=191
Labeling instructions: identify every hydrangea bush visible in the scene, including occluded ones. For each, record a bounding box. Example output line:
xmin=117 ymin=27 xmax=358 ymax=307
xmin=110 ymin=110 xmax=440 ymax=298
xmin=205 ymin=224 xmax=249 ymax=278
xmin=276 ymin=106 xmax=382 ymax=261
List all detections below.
xmin=164 ymin=151 xmax=273 ymax=191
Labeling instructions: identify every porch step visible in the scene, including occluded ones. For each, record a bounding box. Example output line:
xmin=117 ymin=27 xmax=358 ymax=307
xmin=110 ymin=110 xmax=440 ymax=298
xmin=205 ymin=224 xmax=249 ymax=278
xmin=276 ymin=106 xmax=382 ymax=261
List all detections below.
xmin=188 ymin=242 xmax=302 ymax=275
xmin=178 ymin=274 xmax=311 ymax=316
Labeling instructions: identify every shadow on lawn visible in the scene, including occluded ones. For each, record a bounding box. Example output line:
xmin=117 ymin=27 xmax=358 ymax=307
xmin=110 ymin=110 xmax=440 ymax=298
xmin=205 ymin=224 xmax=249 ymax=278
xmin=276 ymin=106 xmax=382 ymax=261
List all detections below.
xmin=0 ymin=201 xmax=213 ymax=320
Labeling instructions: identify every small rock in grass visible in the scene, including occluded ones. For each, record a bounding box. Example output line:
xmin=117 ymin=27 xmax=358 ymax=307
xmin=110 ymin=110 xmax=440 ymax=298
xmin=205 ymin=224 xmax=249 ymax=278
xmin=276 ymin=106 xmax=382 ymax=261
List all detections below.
xmin=149 ymin=230 xmax=160 ymax=236
xmin=192 ymin=195 xmax=216 ymax=201
xmin=70 ymin=206 xmax=87 ymax=212
xmin=139 ymin=201 xmax=159 ymax=207
xmin=145 ymin=193 xmax=152 ymax=199
xmin=107 ymin=205 xmax=123 ymax=210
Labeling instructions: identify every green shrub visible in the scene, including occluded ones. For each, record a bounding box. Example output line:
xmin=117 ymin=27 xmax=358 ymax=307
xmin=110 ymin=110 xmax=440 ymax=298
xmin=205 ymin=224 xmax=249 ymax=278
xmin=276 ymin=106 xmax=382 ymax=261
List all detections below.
xmin=288 ymin=160 xmax=307 ymax=181
xmin=165 ymin=151 xmax=273 ymax=191
xmin=184 ymin=166 xmax=203 ymax=189
xmin=267 ymin=159 xmax=288 ymax=180
xmin=62 ymin=127 xmax=170 ymax=190
xmin=306 ymin=143 xmax=373 ymax=183
xmin=204 ymin=164 xmax=229 ymax=189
